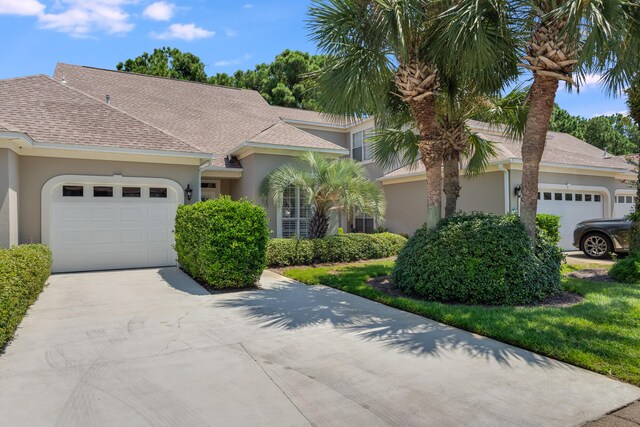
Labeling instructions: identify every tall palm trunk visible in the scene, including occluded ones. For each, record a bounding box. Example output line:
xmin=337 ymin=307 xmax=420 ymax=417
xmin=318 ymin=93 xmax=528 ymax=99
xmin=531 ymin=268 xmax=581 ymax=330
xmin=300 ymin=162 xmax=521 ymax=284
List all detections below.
xmin=520 ymin=75 xmax=559 ymax=241
xmin=443 ymin=148 xmax=460 ymax=217
xmin=519 ymin=15 xmax=575 ymax=243
xmin=396 ymin=60 xmax=442 ymax=230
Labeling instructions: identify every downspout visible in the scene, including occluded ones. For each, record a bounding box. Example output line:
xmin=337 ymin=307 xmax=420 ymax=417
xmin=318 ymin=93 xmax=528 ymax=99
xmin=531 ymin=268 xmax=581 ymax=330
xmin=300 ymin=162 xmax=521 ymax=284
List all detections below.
xmin=498 ymin=163 xmax=510 ymax=214
xmin=197 ymin=159 xmax=212 ymax=203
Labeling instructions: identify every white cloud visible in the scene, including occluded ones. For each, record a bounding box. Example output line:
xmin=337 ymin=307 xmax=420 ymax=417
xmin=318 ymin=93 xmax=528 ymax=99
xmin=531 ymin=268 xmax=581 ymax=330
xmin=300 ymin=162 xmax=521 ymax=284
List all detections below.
xmin=151 ymin=23 xmax=215 ymax=40
xmin=243 ymin=4 xmax=254 ymax=9
xmin=0 ymin=0 xmax=45 ymax=15
xmin=213 ymin=53 xmax=252 ymax=67
xmin=37 ymin=0 xmax=134 ymax=36
xmin=224 ymin=27 xmax=237 ymax=37
xmin=581 ymin=73 xmax=603 ymax=89
xmin=142 ymin=1 xmax=175 ymax=21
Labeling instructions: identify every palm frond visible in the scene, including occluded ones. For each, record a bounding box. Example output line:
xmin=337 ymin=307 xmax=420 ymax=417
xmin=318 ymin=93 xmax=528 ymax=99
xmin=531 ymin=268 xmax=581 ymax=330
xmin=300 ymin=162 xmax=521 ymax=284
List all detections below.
xmin=464 ymin=132 xmax=499 ymax=178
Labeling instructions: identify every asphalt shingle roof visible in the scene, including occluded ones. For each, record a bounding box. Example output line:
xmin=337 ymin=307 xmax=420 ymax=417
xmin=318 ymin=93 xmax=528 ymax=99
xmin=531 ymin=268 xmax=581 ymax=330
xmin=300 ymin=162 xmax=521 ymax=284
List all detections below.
xmin=0 ymin=75 xmax=203 ymax=154
xmin=53 ymin=64 xmax=345 ymax=163
xmin=382 ymin=120 xmax=633 ymax=179
xmin=247 ymin=121 xmax=348 ymax=150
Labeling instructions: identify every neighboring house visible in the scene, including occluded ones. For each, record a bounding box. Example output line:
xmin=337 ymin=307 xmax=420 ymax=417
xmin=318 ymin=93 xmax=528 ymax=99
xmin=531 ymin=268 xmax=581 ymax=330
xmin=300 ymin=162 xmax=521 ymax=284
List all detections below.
xmin=0 ymin=64 xmax=634 ymax=273
xmin=380 ymin=120 xmax=636 ymax=249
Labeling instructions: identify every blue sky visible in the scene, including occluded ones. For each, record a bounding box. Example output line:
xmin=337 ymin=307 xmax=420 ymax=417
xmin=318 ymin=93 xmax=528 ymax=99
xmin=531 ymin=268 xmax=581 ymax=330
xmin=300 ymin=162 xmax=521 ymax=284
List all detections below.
xmin=0 ymin=0 xmax=629 ymax=118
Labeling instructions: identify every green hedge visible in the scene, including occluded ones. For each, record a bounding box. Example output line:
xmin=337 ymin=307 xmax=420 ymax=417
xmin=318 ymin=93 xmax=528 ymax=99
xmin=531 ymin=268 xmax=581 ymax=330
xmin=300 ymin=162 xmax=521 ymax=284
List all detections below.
xmin=392 ymin=213 xmax=563 ymax=306
xmin=610 ymin=254 xmax=640 ymax=283
xmin=536 ymin=213 xmax=561 ymax=246
xmin=267 ymin=232 xmax=407 ymax=267
xmin=1 ymin=244 xmax=52 ymax=348
xmin=174 ymin=197 xmax=269 ymax=289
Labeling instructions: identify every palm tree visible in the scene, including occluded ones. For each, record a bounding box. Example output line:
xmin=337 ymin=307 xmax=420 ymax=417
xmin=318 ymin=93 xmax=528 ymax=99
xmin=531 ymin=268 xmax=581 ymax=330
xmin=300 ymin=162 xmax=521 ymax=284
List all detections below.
xmin=627 ymin=75 xmax=640 ymax=252
xmin=436 ymin=0 xmax=640 ymax=242
xmin=260 ymin=151 xmax=386 ymax=239
xmin=308 ymin=0 xmax=443 ymax=229
xmin=370 ymin=87 xmax=527 ymax=216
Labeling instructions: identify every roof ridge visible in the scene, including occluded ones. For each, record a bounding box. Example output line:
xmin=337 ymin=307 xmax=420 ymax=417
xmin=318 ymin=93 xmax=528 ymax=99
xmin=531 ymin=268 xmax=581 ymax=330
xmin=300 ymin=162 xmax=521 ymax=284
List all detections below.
xmin=45 ymin=74 xmax=207 ymax=154
xmin=0 ymin=74 xmax=51 ymax=83
xmin=57 ymin=62 xmax=248 ymax=92
xmin=246 ymin=120 xmax=282 ymax=142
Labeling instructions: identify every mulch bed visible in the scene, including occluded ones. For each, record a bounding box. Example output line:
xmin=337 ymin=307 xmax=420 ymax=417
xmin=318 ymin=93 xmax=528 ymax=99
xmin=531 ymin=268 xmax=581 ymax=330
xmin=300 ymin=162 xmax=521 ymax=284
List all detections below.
xmin=566 ymin=268 xmax=615 ymax=283
xmin=367 ymin=275 xmax=585 ymax=308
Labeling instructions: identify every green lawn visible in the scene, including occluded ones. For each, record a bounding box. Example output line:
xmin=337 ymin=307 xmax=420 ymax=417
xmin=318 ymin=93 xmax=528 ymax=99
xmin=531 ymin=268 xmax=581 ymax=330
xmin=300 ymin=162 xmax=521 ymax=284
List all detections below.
xmin=283 ymin=260 xmax=640 ymax=386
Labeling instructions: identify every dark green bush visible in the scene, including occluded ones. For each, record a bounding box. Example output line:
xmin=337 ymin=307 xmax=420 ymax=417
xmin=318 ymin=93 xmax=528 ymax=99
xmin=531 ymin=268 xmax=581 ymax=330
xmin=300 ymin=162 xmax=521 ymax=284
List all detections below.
xmin=610 ymin=254 xmax=640 ymax=283
xmin=266 ymin=232 xmax=407 ymax=267
xmin=267 ymin=238 xmax=314 ymax=267
xmin=174 ymin=197 xmax=269 ymax=289
xmin=536 ymin=213 xmax=561 ymax=246
xmin=1 ymin=244 xmax=52 ymax=348
xmin=392 ymin=213 xmax=562 ymax=306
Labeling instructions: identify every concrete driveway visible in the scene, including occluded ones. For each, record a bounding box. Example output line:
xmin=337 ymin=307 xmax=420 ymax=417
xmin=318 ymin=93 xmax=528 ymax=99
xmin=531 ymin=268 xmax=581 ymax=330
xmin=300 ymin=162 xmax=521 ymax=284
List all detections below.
xmin=1 ymin=268 xmax=638 ymax=427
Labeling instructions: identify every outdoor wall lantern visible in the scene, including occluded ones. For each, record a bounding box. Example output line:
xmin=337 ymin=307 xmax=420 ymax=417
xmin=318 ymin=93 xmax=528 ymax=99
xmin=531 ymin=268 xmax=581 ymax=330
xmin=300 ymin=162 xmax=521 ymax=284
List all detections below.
xmin=185 ymin=184 xmax=193 ymax=201
xmin=514 ymin=184 xmax=522 ymax=198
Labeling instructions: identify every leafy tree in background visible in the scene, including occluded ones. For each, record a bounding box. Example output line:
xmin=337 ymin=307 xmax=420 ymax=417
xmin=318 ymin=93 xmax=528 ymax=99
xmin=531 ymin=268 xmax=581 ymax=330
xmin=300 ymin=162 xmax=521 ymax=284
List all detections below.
xmin=209 ymin=50 xmax=326 ymax=110
xmin=116 ymin=47 xmax=207 ymax=82
xmin=584 ymin=116 xmax=636 ymax=155
xmin=117 ymin=48 xmax=325 ymax=109
xmin=549 ymin=104 xmax=586 ymax=140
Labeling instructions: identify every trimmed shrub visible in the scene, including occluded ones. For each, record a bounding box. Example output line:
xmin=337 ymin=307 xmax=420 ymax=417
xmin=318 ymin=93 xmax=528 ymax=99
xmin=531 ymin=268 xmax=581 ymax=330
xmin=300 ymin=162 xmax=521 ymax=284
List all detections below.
xmin=1 ymin=244 xmax=52 ymax=348
xmin=174 ymin=197 xmax=269 ymax=289
xmin=536 ymin=213 xmax=561 ymax=246
xmin=610 ymin=254 xmax=640 ymax=283
xmin=392 ymin=213 xmax=563 ymax=306
xmin=267 ymin=238 xmax=314 ymax=267
xmin=266 ymin=232 xmax=407 ymax=267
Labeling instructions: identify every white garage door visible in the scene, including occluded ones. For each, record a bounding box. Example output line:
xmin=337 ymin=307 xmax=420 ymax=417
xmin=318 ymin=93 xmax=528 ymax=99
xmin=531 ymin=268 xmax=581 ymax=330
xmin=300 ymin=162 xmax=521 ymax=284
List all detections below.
xmin=44 ymin=176 xmax=182 ymax=273
xmin=537 ymin=189 xmax=604 ymax=250
xmin=613 ymin=194 xmax=637 ymax=218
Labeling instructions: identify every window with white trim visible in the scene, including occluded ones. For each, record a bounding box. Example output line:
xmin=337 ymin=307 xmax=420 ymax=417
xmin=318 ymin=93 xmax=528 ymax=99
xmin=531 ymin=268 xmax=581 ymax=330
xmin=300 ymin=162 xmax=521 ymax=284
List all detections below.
xmin=282 ymin=186 xmax=309 ymax=238
xmin=352 ymin=128 xmax=374 ymax=162
xmin=353 ymin=210 xmax=375 ymax=233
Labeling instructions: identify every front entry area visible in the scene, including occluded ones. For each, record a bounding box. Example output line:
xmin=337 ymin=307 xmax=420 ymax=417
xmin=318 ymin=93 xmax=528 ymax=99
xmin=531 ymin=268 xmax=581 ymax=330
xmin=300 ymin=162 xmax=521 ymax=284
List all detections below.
xmin=43 ymin=175 xmax=183 ymax=273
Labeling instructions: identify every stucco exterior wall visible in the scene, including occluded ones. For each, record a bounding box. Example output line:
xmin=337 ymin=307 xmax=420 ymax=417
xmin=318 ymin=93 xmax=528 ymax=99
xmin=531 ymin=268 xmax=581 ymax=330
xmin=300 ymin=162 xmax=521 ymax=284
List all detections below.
xmin=0 ymin=149 xmax=19 ymax=247
xmin=230 ymin=153 xmax=295 ymax=236
xmin=383 ymin=172 xmax=506 ymax=235
xmin=17 ymin=155 xmax=199 ymax=244
xmin=298 ymin=128 xmax=350 ymax=150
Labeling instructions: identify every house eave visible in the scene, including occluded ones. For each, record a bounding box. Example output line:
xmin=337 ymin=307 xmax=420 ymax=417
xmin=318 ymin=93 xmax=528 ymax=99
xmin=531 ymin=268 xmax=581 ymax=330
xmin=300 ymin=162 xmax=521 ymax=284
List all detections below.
xmin=229 ymin=141 xmax=349 ymax=160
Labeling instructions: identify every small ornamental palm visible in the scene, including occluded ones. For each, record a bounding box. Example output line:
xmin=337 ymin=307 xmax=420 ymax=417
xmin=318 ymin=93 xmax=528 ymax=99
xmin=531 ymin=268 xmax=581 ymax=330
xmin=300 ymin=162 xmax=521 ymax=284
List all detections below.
xmin=436 ymin=0 xmax=640 ymax=242
xmin=260 ymin=152 xmax=386 ymax=239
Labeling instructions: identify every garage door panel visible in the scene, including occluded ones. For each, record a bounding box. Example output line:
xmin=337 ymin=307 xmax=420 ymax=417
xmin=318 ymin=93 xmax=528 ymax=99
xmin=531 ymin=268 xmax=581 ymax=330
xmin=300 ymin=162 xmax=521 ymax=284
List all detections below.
xmin=60 ymin=230 xmax=86 ymax=244
xmin=538 ymin=189 xmax=604 ymax=251
xmin=120 ymin=229 xmax=144 ymax=243
xmin=48 ymin=180 xmax=179 ymax=273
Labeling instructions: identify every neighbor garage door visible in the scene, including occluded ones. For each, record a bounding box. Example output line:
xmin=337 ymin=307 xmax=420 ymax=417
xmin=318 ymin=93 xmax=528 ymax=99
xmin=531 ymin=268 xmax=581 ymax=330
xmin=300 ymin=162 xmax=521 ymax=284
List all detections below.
xmin=43 ymin=176 xmax=183 ymax=273
xmin=537 ymin=189 xmax=604 ymax=250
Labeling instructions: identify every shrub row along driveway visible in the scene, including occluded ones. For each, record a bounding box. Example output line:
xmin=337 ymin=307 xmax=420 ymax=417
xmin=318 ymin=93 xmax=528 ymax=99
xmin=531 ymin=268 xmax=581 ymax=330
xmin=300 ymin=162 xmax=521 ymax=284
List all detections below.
xmin=1 ymin=268 xmax=638 ymax=426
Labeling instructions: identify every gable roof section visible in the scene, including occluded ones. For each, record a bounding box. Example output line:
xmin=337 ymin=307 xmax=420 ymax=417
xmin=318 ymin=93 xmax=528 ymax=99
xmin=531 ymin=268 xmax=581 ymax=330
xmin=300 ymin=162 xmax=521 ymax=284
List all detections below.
xmin=0 ymin=75 xmax=204 ymax=155
xmin=246 ymin=121 xmax=348 ymax=150
xmin=381 ymin=120 xmax=633 ymax=180
xmin=53 ymin=64 xmax=346 ymax=162
xmin=270 ymin=105 xmax=363 ymax=128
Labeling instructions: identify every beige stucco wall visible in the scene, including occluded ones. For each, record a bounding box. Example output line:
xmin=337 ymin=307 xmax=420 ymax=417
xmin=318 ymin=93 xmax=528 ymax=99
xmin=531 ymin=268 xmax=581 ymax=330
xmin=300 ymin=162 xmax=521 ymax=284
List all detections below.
xmin=0 ymin=148 xmax=19 ymax=247
xmin=18 ymin=155 xmax=199 ymax=244
xmin=298 ymin=128 xmax=350 ymax=150
xmin=383 ymin=172 xmax=506 ymax=235
xmin=230 ymin=153 xmax=296 ymax=236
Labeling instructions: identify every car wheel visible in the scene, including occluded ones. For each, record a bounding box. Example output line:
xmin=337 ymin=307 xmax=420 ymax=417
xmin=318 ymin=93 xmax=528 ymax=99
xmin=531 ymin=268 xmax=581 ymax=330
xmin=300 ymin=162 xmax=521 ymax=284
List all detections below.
xmin=581 ymin=232 xmax=613 ymax=259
